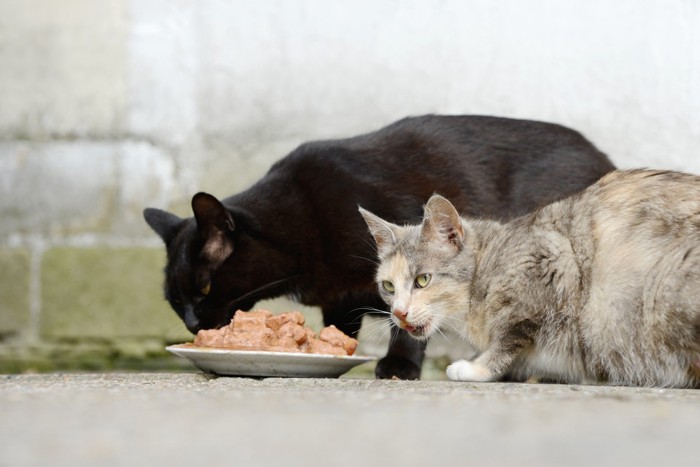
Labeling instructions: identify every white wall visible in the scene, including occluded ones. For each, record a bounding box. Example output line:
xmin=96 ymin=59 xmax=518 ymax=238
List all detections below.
xmin=2 ymin=0 xmax=698 ymax=237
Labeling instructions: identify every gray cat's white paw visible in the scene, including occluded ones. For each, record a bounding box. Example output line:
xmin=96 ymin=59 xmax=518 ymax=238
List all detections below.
xmin=446 ymin=360 xmax=493 ymax=382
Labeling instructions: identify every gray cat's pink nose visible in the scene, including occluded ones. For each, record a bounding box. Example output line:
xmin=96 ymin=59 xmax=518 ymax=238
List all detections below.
xmin=393 ymin=309 xmax=408 ymax=321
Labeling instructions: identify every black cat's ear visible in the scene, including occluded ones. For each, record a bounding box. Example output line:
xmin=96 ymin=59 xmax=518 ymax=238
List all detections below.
xmin=358 ymin=207 xmax=400 ymax=256
xmin=191 ymin=192 xmax=235 ymax=268
xmin=143 ymin=208 xmax=184 ymax=246
xmin=421 ymin=195 xmax=465 ymax=251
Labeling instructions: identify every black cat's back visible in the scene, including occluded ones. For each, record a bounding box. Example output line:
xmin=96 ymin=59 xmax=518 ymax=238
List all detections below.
xmin=259 ymin=115 xmax=613 ymax=221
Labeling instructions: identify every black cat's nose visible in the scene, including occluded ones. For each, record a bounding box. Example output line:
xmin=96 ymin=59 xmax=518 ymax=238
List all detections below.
xmin=183 ymin=306 xmax=200 ymax=333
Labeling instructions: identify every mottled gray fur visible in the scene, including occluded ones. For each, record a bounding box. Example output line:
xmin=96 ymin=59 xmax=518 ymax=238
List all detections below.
xmin=360 ymin=169 xmax=700 ymax=388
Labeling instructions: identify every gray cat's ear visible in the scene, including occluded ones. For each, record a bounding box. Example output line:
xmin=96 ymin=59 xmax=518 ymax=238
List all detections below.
xmin=358 ymin=207 xmax=399 ymax=255
xmin=192 ymin=192 xmax=235 ymax=268
xmin=421 ymin=195 xmax=465 ymax=250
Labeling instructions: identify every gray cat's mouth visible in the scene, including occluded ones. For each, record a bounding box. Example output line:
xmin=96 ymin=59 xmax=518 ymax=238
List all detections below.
xmin=402 ymin=322 xmax=430 ymax=338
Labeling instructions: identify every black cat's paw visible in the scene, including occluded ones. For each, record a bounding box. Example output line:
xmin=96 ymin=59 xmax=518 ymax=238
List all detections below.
xmin=374 ymin=355 xmax=422 ymax=380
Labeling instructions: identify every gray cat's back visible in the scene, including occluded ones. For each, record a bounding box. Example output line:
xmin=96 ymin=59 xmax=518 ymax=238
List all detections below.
xmin=571 ymin=170 xmax=700 ymax=386
xmin=500 ymin=169 xmax=700 ymax=386
xmin=584 ymin=170 xmax=700 ymax=312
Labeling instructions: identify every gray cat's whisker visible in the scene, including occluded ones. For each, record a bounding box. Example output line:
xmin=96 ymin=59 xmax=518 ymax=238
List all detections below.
xmin=436 ymin=321 xmax=460 ymax=336
xmin=377 ymin=320 xmax=394 ymax=342
xmin=359 ymin=309 xmax=392 ymax=318
xmin=355 ymin=232 xmax=380 ymax=255
xmin=433 ymin=326 xmax=455 ymax=345
xmin=348 ymin=306 xmax=390 ymax=317
xmin=432 ymin=321 xmax=461 ymax=347
xmin=348 ymin=254 xmax=380 ymax=266
xmin=360 ymin=318 xmax=393 ymax=341
xmin=361 ymin=316 xmax=395 ymax=343
xmin=343 ymin=306 xmax=390 ymax=328
xmin=346 ymin=310 xmax=376 ymax=327
xmin=439 ymin=315 xmax=465 ymax=334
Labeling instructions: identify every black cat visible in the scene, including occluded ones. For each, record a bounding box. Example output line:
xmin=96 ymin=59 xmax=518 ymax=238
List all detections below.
xmin=144 ymin=115 xmax=615 ymax=379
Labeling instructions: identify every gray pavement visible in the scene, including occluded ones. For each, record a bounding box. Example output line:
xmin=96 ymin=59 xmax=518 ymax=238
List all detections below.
xmin=1 ymin=372 xmax=699 ymax=467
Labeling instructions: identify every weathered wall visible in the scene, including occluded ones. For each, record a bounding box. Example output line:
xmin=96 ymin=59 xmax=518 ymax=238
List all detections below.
xmin=1 ymin=0 xmax=698 ymax=372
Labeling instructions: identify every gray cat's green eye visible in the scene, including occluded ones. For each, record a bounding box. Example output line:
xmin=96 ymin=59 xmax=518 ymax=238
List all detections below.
xmin=414 ymin=273 xmax=432 ymax=288
xmin=381 ymin=281 xmax=395 ymax=293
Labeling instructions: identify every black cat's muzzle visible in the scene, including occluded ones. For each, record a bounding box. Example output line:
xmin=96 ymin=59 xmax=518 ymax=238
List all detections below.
xmin=181 ymin=304 xmax=201 ymax=334
xmin=179 ymin=302 xmax=228 ymax=334
xmin=182 ymin=300 xmax=256 ymax=334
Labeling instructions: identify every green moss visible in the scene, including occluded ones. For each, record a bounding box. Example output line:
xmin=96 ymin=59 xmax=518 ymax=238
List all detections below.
xmin=40 ymin=247 xmax=191 ymax=341
xmin=0 ymin=249 xmax=31 ymax=334
xmin=0 ymin=340 xmax=194 ymax=374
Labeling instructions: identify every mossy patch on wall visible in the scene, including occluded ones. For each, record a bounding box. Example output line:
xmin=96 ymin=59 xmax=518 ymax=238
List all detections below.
xmin=0 ymin=249 xmax=31 ymax=334
xmin=40 ymin=247 xmax=191 ymax=341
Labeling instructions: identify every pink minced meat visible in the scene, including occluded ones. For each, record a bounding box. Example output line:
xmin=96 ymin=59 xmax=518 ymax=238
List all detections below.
xmin=193 ymin=309 xmax=358 ymax=356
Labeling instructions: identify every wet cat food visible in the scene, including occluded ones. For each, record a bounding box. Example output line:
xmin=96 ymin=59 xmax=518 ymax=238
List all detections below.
xmin=193 ymin=309 xmax=358 ymax=356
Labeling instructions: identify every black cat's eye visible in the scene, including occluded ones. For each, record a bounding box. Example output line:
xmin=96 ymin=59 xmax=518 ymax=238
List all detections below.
xmin=201 ymin=282 xmax=211 ymax=296
xmin=414 ymin=273 xmax=431 ymax=288
xmin=381 ymin=280 xmax=395 ymax=294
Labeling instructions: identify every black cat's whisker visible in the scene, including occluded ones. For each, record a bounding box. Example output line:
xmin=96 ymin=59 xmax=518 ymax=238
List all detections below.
xmin=224 ymin=275 xmax=300 ymax=310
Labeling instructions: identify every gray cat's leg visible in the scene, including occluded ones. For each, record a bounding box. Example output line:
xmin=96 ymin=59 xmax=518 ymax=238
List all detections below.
xmin=447 ymin=319 xmax=537 ymax=382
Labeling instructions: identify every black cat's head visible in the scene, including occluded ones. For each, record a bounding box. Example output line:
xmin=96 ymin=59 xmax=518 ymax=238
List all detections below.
xmin=143 ymin=193 xmax=260 ymax=333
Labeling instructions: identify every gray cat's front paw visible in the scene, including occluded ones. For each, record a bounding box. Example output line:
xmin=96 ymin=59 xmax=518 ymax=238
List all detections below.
xmin=446 ymin=359 xmax=493 ymax=382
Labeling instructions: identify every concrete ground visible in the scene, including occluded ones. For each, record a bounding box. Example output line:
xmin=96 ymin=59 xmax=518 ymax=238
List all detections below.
xmin=1 ymin=372 xmax=699 ymax=467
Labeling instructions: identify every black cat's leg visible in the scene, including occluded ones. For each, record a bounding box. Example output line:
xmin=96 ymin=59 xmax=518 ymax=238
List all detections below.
xmin=375 ymin=325 xmax=427 ymax=380
xmin=446 ymin=319 xmax=537 ymax=382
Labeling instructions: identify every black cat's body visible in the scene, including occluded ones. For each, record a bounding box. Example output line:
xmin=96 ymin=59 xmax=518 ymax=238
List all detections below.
xmin=144 ymin=115 xmax=615 ymax=379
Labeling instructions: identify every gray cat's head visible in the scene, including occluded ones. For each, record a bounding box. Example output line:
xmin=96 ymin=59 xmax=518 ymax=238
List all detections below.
xmin=359 ymin=195 xmax=476 ymax=340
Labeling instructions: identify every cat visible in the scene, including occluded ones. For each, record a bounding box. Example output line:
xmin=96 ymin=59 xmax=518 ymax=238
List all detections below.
xmin=360 ymin=169 xmax=700 ymax=388
xmin=143 ymin=114 xmax=615 ymax=380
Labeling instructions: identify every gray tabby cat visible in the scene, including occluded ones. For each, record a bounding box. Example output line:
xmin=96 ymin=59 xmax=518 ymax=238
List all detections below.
xmin=359 ymin=169 xmax=700 ymax=388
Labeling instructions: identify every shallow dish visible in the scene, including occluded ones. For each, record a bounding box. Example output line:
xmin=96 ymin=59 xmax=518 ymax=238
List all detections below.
xmin=166 ymin=344 xmax=376 ymax=378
